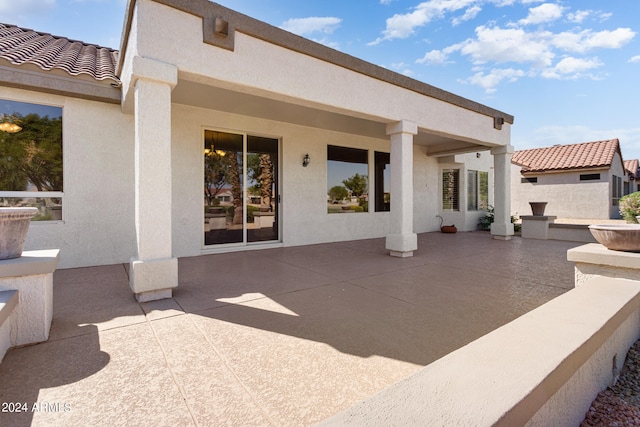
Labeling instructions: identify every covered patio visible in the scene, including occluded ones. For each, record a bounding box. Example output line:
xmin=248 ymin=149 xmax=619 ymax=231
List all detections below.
xmin=0 ymin=232 xmax=580 ymax=426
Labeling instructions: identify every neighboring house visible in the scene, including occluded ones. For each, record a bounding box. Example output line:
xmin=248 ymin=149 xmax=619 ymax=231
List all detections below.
xmin=511 ymin=139 xmax=631 ymax=219
xmin=624 ymin=159 xmax=640 ymax=193
xmin=0 ymin=0 xmax=514 ymax=301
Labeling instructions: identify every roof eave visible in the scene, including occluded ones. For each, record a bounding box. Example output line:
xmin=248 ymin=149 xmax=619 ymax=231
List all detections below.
xmin=117 ymin=0 xmax=514 ymax=124
xmin=0 ymin=63 xmax=121 ymax=104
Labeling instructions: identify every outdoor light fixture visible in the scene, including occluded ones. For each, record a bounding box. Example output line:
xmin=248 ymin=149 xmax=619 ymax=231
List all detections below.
xmin=302 ymin=153 xmax=310 ymax=167
xmin=476 ymin=152 xmax=481 ymax=158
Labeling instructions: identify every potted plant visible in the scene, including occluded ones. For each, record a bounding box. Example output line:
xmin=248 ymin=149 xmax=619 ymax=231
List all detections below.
xmin=619 ymin=192 xmax=640 ymax=224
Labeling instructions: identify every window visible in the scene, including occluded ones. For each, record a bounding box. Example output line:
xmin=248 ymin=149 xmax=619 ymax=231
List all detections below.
xmin=612 ymin=175 xmax=622 ymax=206
xmin=467 ymin=170 xmax=488 ymax=211
xmin=0 ymin=99 xmax=63 ymax=221
xmin=327 ymin=145 xmax=368 ymax=214
xmin=442 ymin=169 xmax=459 ymax=211
xmin=580 ymin=173 xmax=601 ymax=181
xmin=374 ymin=151 xmax=390 ymax=212
xmin=521 ymin=177 xmax=537 ymax=183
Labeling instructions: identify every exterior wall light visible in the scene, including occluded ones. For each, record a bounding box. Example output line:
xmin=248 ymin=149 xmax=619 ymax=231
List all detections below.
xmin=476 ymin=152 xmax=481 ymax=158
xmin=302 ymin=154 xmax=310 ymax=167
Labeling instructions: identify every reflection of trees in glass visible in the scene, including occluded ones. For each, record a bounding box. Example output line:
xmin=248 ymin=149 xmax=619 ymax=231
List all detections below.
xmin=226 ymin=152 xmax=243 ymax=225
xmin=328 ymin=185 xmax=348 ymax=203
xmin=204 ymin=151 xmax=227 ymax=206
xmin=247 ymin=153 xmax=274 ymax=210
xmin=479 ymin=171 xmax=489 ymax=211
xmin=0 ymin=113 xmax=62 ymax=193
xmin=342 ymin=173 xmax=368 ymax=198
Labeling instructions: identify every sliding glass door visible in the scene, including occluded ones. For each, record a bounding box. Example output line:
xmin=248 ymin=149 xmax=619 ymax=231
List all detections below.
xmin=204 ymin=130 xmax=279 ymax=246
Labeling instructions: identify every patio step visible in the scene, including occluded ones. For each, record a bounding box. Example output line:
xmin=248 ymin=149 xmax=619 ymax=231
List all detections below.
xmin=0 ymin=289 xmax=18 ymax=363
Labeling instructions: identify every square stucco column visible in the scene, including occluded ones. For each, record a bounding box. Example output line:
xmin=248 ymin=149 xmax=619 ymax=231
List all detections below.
xmin=386 ymin=120 xmax=418 ymax=258
xmin=129 ymin=57 xmax=178 ymax=302
xmin=490 ymin=144 xmax=515 ymax=240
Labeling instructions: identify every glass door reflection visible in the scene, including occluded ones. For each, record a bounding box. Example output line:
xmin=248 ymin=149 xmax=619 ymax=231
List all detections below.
xmin=204 ymin=130 xmax=279 ymax=246
xmin=204 ymin=131 xmax=244 ymax=245
xmin=247 ymin=136 xmax=278 ymax=243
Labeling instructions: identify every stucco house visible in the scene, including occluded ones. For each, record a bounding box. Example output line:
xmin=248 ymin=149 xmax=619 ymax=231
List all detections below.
xmin=624 ymin=159 xmax=640 ymax=193
xmin=511 ymin=139 xmax=633 ymax=219
xmin=0 ymin=0 xmax=515 ymax=302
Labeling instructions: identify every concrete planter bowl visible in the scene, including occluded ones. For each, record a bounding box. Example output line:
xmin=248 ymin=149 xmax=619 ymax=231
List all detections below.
xmin=588 ymin=224 xmax=640 ymax=252
xmin=0 ymin=207 xmax=37 ymax=259
xmin=529 ymin=202 xmax=548 ymax=216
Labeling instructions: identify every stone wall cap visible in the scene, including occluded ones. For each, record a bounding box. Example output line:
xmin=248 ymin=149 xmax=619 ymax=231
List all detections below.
xmin=567 ymin=243 xmax=640 ymax=270
xmin=0 ymin=249 xmax=60 ymax=279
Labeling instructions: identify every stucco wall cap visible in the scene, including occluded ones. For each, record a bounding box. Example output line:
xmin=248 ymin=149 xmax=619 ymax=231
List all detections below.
xmin=386 ymin=120 xmax=418 ymax=136
xmin=130 ymin=55 xmax=178 ymax=88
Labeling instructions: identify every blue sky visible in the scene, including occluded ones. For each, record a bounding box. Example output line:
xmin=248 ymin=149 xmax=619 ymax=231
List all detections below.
xmin=2 ymin=0 xmax=639 ymax=162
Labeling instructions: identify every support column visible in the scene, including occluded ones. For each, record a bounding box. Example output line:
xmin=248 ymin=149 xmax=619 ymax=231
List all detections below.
xmin=386 ymin=120 xmax=418 ymax=257
xmin=490 ymin=144 xmax=515 ymax=240
xmin=129 ymin=57 xmax=178 ymax=302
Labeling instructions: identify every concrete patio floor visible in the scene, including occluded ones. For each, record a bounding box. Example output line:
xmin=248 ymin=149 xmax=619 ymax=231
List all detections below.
xmin=0 ymin=232 xmax=581 ymax=426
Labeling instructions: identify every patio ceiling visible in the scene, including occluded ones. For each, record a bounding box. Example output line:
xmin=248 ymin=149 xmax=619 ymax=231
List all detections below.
xmin=172 ymin=78 xmax=490 ymax=157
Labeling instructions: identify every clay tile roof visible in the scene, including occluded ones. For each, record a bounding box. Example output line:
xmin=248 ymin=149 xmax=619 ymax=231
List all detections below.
xmin=0 ymin=23 xmax=119 ymax=83
xmin=625 ymin=159 xmax=639 ymax=177
xmin=512 ymin=139 xmax=621 ymax=173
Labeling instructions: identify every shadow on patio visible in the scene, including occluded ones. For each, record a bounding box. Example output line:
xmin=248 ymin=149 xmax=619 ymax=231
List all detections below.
xmin=0 ymin=232 xmax=581 ymax=426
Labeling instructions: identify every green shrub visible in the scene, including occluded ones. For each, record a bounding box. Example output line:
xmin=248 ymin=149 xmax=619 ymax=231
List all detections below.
xmin=478 ymin=206 xmax=521 ymax=231
xmin=619 ymin=192 xmax=640 ymax=223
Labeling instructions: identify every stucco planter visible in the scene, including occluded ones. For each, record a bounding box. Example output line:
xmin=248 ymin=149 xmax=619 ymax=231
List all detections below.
xmin=0 ymin=207 xmax=37 ymax=260
xmin=529 ymin=202 xmax=548 ymax=216
xmin=588 ymin=224 xmax=640 ymax=252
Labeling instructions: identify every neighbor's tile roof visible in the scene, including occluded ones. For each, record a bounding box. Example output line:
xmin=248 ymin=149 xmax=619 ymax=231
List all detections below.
xmin=0 ymin=23 xmax=118 ymax=83
xmin=512 ymin=139 xmax=621 ymax=173
xmin=625 ymin=159 xmax=639 ymax=177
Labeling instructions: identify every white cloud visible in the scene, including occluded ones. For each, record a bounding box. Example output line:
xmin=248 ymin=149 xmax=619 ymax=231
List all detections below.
xmin=565 ymin=9 xmax=613 ymax=24
xmin=552 ymin=28 xmax=636 ymax=53
xmin=629 ymin=55 xmax=640 ymax=63
xmin=462 ymin=67 xmax=526 ymax=93
xmin=280 ymin=17 xmax=342 ymax=36
xmin=452 ymin=5 xmax=482 ymax=26
xmin=540 ymin=56 xmax=603 ymax=79
xmin=416 ymin=49 xmax=451 ymax=64
xmin=458 ymin=26 xmax=554 ymax=67
xmin=518 ymin=3 xmax=564 ymax=25
xmin=369 ymin=0 xmax=477 ymax=45
xmin=0 ymin=0 xmax=55 ymax=21
xmin=566 ymin=9 xmax=590 ymax=23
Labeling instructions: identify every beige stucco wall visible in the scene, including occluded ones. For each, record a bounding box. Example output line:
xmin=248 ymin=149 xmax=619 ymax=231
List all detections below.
xmin=0 ymin=87 xmax=136 ymax=268
xmin=1 ymin=0 xmax=510 ymax=268
xmin=1 ymin=86 xmax=493 ymax=268
xmin=125 ymin=0 xmax=510 ymax=149
xmin=511 ymin=162 xmax=617 ymax=219
xmin=171 ymin=104 xmax=459 ymax=258
xmin=437 ymin=152 xmax=494 ymax=231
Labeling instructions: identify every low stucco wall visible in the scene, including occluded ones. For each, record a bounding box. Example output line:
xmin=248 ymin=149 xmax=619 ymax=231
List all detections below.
xmin=320 ymin=276 xmax=640 ymax=426
xmin=521 ymin=216 xmax=598 ymax=243
xmin=1 ymin=87 xmax=136 ymax=269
